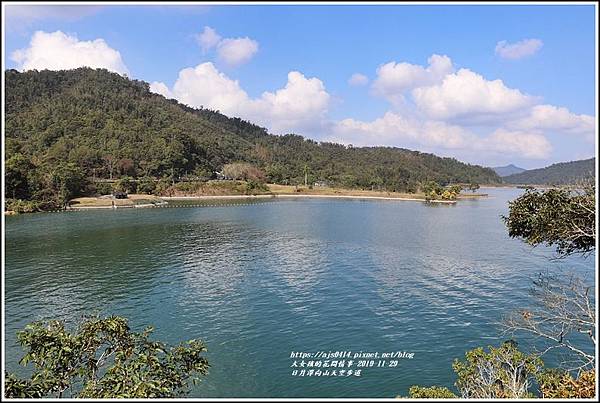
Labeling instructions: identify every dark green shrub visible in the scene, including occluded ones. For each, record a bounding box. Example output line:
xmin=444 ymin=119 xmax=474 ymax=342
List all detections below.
xmin=137 ymin=177 xmax=157 ymax=194
xmin=94 ymin=182 xmax=114 ymax=196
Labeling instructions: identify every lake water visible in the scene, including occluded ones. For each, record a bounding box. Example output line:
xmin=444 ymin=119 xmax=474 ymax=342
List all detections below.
xmin=4 ymin=188 xmax=595 ymax=398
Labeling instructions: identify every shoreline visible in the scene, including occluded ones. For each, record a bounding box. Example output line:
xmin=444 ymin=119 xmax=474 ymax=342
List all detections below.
xmin=159 ymin=193 xmax=457 ymax=204
xmin=12 ymin=190 xmax=489 ymax=214
xmin=65 ymin=193 xmax=456 ymax=210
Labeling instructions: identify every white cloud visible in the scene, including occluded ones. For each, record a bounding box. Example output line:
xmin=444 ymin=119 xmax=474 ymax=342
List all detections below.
xmin=331 ymin=112 xmax=468 ymax=149
xmin=217 ymin=37 xmax=259 ymax=67
xmin=150 ymin=63 xmax=329 ymax=134
xmin=495 ymin=38 xmax=543 ymax=59
xmin=194 ymin=26 xmax=259 ymax=66
xmin=149 ymin=81 xmax=174 ymax=99
xmin=251 ymin=72 xmax=330 ymax=133
xmin=348 ymin=73 xmax=369 ymax=86
xmin=412 ymin=68 xmax=534 ymax=121
xmin=11 ymin=30 xmax=129 ymax=75
xmin=169 ymin=63 xmax=249 ymax=115
xmin=150 ymin=54 xmax=589 ymax=163
xmin=508 ymin=104 xmax=595 ymax=138
xmin=196 ymin=26 xmax=221 ymax=53
xmin=481 ymin=129 xmax=552 ymax=159
xmin=329 ymin=53 xmax=559 ymax=161
xmin=372 ymin=54 xmax=453 ymax=104
xmin=329 ymin=112 xmax=552 ymax=159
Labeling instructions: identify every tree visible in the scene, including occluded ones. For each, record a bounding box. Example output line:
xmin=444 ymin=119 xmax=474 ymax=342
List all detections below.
xmin=502 ymin=272 xmax=595 ymax=371
xmin=448 ymin=184 xmax=462 ymax=194
xmin=222 ymin=163 xmax=266 ymax=182
xmin=103 ymin=155 xmax=116 ymax=180
xmin=502 ymin=177 xmax=596 ymax=372
xmin=452 ymin=341 xmax=542 ymax=398
xmin=5 ymin=153 xmax=34 ymax=199
xmin=503 ymin=179 xmax=595 ymax=258
xmin=137 ymin=176 xmax=157 ymax=194
xmin=501 ymin=177 xmax=596 ymax=393
xmin=117 ymin=158 xmax=135 ymax=176
xmin=48 ymin=162 xmax=87 ymax=207
xmin=438 ymin=185 xmax=463 ymax=200
xmin=405 ymin=385 xmax=457 ymax=398
xmin=422 ymin=181 xmax=443 ymax=200
xmin=114 ymin=176 xmax=137 ymax=194
xmin=4 ymin=316 xmax=209 ymax=398
xmin=407 ymin=341 xmax=542 ymax=399
xmin=537 ymin=368 xmax=596 ymax=398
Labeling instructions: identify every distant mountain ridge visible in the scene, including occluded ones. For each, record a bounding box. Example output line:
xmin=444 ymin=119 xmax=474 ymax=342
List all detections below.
xmin=503 ymin=158 xmax=595 ymax=185
xmin=492 ymin=164 xmax=526 ymax=177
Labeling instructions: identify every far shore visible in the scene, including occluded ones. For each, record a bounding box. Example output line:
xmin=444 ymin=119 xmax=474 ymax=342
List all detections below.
xmin=65 ymin=188 xmax=487 ymax=211
xmin=7 ymin=184 xmax=492 ymax=214
xmin=161 ymin=193 xmax=455 ymax=203
xmin=65 ymin=193 xmax=458 ymax=211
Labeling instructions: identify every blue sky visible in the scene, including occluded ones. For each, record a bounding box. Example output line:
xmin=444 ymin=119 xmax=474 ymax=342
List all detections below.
xmin=3 ymin=3 xmax=597 ymax=169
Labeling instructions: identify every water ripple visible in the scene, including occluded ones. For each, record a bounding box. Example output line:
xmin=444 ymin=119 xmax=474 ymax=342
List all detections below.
xmin=4 ymin=188 xmax=594 ymax=398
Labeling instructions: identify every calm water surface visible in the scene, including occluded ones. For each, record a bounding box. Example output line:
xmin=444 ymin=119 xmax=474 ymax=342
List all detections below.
xmin=4 ymin=188 xmax=594 ymax=397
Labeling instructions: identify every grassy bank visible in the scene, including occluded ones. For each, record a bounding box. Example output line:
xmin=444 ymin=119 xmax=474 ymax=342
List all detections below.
xmin=68 ymin=194 xmax=165 ymax=209
xmin=266 ymin=184 xmax=427 ymax=199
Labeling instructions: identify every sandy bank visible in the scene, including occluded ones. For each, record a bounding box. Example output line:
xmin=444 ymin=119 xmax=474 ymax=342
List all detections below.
xmin=63 ymin=189 xmax=488 ymax=211
xmin=161 ymin=194 xmax=457 ymax=204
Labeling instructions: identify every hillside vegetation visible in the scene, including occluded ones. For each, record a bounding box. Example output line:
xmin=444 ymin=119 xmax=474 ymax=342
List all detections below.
xmin=5 ymin=68 xmax=500 ymax=211
xmin=503 ymin=158 xmax=595 ymax=185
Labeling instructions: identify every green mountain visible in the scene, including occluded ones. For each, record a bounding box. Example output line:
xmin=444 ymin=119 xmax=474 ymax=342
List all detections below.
xmin=503 ymin=158 xmax=595 ymax=185
xmin=5 ymin=68 xmax=500 ymax=207
xmin=492 ymin=164 xmax=526 ymax=177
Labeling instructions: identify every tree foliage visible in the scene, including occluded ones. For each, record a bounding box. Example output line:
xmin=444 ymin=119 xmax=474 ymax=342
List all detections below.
xmin=422 ymin=181 xmax=462 ymax=201
xmin=222 ymin=162 xmax=266 ymax=182
xmin=452 ymin=340 xmax=542 ymax=398
xmin=4 ymin=316 xmax=209 ymax=398
xmin=503 ymin=179 xmax=595 ymax=257
xmin=407 ymin=341 xmax=541 ymax=399
xmin=500 ymin=177 xmax=597 ymax=395
xmin=537 ymin=368 xmax=596 ymax=398
xmin=407 ymin=341 xmax=596 ymax=399
xmin=405 ymin=385 xmax=457 ymax=398
xmin=503 ymin=158 xmax=595 ymax=186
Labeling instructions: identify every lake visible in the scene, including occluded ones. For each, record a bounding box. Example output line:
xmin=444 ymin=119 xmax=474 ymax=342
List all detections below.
xmin=3 ymin=188 xmax=594 ymax=398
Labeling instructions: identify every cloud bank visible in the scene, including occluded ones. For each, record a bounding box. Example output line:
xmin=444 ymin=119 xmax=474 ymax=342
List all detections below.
xmin=11 ymin=30 xmax=129 ymax=75
xmin=152 ymin=62 xmax=330 ymax=134
xmin=326 ymin=54 xmax=594 ymax=161
xmin=12 ymin=29 xmax=593 ymax=165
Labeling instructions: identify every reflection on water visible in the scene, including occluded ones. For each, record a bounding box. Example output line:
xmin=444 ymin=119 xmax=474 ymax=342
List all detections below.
xmin=4 ymin=188 xmax=595 ymax=397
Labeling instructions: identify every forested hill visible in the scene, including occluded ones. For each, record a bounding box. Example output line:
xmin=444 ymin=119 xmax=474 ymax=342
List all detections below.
xmin=503 ymin=158 xmax=595 ymax=185
xmin=5 ymin=68 xmax=500 ymax=204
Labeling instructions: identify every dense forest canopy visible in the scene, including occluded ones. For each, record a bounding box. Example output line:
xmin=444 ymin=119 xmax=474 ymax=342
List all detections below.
xmin=503 ymin=158 xmax=595 ymax=185
xmin=5 ymin=68 xmax=501 ymax=209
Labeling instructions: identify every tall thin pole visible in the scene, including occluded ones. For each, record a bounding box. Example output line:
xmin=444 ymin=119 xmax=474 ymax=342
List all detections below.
xmin=304 ymin=164 xmax=308 ymax=187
